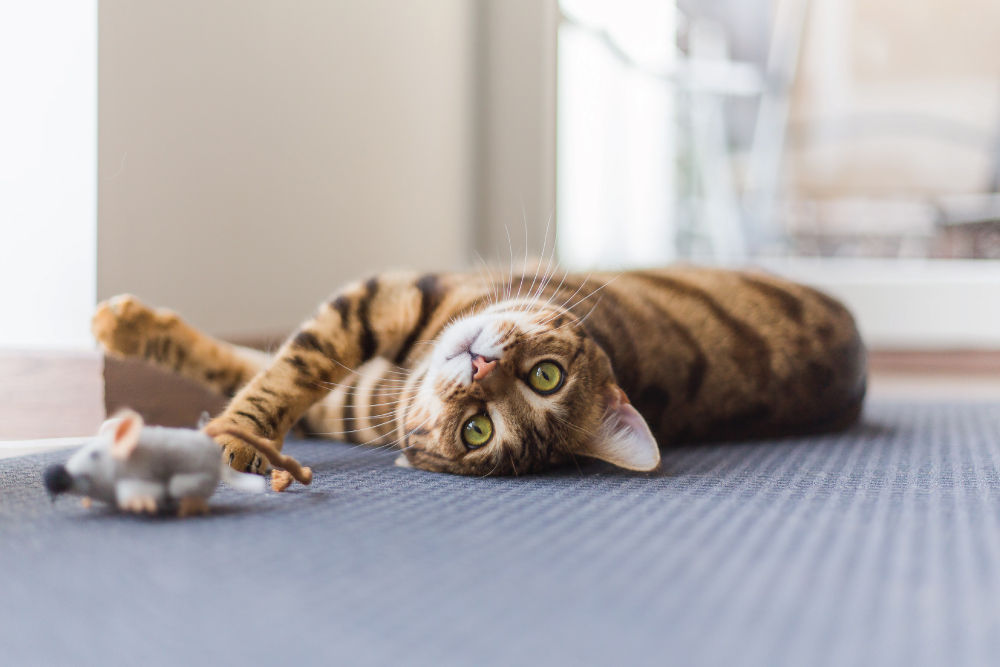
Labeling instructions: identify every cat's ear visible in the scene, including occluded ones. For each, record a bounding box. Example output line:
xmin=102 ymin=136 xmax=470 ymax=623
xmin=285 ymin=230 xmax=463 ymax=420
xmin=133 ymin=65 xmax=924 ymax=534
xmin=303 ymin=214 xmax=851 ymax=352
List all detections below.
xmin=578 ymin=385 xmax=660 ymax=471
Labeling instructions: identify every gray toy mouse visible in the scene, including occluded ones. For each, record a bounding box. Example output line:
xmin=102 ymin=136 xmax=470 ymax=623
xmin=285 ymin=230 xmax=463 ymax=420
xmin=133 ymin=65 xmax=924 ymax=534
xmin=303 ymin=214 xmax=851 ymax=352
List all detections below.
xmin=42 ymin=409 xmax=313 ymax=516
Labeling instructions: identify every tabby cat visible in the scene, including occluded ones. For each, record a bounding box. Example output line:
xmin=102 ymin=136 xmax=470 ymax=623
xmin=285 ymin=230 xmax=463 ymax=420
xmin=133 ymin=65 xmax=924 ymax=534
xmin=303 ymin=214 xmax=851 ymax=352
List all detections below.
xmin=92 ymin=266 xmax=866 ymax=476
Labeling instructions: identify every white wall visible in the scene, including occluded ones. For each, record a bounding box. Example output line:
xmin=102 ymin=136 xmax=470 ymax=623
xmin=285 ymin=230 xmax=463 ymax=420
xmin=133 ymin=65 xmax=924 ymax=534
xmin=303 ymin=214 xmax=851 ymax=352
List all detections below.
xmin=99 ymin=0 xmax=475 ymax=338
xmin=0 ymin=2 xmax=97 ymax=348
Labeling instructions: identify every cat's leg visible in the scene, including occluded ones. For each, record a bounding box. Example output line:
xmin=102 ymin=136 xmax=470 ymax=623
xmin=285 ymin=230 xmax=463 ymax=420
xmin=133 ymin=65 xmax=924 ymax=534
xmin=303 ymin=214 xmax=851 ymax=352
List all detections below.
xmin=92 ymin=294 xmax=379 ymax=442
xmin=302 ymin=358 xmax=406 ymax=447
xmin=92 ymin=295 xmax=269 ymax=398
xmin=206 ymin=272 xmax=455 ymax=472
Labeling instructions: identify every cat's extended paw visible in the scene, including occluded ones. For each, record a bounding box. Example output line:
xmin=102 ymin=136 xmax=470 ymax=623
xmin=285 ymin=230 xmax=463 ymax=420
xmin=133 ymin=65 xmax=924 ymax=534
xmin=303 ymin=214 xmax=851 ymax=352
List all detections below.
xmin=217 ymin=433 xmax=271 ymax=475
xmin=92 ymin=294 xmax=179 ymax=357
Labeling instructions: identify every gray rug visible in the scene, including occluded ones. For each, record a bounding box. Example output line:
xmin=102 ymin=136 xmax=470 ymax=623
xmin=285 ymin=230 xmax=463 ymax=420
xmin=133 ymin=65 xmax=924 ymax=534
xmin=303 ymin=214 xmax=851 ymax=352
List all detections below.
xmin=3 ymin=400 xmax=1000 ymax=666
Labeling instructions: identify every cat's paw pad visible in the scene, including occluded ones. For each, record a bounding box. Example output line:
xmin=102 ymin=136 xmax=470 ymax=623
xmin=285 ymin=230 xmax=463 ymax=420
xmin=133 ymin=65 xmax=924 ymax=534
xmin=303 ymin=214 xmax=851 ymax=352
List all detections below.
xmin=92 ymin=294 xmax=178 ymax=357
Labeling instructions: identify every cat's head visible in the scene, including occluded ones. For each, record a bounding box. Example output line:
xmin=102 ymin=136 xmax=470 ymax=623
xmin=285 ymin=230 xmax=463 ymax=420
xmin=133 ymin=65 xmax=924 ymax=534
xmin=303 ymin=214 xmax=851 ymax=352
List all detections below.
xmin=396 ymin=301 xmax=660 ymax=475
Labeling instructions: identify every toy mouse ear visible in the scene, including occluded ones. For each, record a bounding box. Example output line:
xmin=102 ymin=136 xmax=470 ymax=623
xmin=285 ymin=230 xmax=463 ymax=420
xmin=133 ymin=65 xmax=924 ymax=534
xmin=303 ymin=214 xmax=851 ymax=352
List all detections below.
xmin=106 ymin=409 xmax=144 ymax=461
xmin=577 ymin=385 xmax=661 ymax=471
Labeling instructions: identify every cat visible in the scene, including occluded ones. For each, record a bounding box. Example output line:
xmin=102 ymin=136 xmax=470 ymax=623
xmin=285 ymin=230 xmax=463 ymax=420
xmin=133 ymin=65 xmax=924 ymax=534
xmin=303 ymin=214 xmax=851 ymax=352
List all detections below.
xmin=92 ymin=266 xmax=866 ymax=476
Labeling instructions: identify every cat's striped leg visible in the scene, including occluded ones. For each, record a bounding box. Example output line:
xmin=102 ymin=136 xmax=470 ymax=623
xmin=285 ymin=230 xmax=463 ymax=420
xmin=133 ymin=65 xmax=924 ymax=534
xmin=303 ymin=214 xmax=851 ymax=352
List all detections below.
xmin=302 ymin=358 xmax=408 ymax=447
xmin=207 ymin=272 xmax=459 ymax=472
xmin=92 ymin=295 xmax=269 ymax=398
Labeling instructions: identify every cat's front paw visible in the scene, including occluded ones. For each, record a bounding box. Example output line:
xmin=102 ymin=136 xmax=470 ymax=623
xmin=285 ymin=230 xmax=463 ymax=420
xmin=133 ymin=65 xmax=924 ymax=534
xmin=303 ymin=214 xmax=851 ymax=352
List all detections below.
xmin=92 ymin=294 xmax=179 ymax=357
xmin=216 ymin=432 xmax=271 ymax=475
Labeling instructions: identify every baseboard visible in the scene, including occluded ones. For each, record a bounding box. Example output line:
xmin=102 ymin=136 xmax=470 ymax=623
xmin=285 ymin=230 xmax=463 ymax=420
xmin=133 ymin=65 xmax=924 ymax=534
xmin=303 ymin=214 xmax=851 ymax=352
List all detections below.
xmin=868 ymin=349 xmax=1000 ymax=375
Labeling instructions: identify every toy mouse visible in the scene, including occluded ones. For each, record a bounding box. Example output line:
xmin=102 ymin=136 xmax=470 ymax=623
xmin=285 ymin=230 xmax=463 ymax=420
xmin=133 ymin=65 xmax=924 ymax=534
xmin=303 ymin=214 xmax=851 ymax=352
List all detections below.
xmin=42 ymin=409 xmax=313 ymax=516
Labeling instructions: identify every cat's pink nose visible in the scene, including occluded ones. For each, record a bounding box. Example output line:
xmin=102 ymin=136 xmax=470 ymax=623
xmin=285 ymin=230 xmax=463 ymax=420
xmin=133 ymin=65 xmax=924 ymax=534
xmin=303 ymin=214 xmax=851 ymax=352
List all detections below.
xmin=471 ymin=355 xmax=497 ymax=381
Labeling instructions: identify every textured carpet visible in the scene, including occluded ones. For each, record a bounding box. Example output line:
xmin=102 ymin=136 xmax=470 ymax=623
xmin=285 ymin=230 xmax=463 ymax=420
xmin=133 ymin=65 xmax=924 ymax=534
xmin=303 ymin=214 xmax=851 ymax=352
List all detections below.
xmin=2 ymin=400 xmax=1000 ymax=666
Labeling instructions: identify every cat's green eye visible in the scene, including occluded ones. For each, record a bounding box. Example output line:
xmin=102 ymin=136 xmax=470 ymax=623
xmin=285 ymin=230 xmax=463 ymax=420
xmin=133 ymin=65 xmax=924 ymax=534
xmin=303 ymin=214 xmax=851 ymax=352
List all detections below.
xmin=527 ymin=361 xmax=564 ymax=395
xmin=461 ymin=414 xmax=493 ymax=449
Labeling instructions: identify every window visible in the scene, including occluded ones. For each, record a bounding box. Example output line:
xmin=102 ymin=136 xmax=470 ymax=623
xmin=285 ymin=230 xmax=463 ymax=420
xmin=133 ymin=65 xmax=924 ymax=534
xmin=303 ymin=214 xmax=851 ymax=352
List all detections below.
xmin=556 ymin=0 xmax=1000 ymax=347
xmin=0 ymin=1 xmax=97 ymax=348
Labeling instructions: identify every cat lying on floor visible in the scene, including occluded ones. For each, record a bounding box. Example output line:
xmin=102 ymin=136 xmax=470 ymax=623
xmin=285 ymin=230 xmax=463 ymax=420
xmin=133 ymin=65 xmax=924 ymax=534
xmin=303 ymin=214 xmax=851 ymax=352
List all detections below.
xmin=92 ymin=266 xmax=866 ymax=476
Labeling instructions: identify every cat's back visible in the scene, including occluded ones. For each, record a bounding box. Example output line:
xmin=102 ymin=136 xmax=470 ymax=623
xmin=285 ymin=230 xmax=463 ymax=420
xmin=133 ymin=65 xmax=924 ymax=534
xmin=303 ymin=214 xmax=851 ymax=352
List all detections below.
xmin=585 ymin=266 xmax=866 ymax=443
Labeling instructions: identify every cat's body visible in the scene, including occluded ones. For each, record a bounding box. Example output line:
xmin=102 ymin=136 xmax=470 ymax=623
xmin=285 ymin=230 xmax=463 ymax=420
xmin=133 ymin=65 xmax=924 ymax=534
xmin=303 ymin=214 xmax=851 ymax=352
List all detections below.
xmin=93 ymin=266 xmax=866 ymax=475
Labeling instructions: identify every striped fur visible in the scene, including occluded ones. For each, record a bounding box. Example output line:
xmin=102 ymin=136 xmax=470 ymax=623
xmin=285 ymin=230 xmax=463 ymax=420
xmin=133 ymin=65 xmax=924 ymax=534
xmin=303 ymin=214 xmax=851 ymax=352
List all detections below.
xmin=92 ymin=266 xmax=866 ymax=476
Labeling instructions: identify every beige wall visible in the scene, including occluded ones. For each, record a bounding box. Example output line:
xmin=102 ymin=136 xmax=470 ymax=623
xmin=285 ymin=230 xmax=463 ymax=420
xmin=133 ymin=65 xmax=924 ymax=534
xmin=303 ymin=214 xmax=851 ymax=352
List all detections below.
xmin=99 ymin=0 xmax=476 ymax=338
xmin=474 ymin=0 xmax=558 ymax=258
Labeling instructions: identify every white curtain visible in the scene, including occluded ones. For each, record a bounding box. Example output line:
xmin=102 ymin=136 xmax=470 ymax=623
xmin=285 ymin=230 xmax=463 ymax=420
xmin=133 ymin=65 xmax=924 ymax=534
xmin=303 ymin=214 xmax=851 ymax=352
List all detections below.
xmin=557 ymin=0 xmax=677 ymax=270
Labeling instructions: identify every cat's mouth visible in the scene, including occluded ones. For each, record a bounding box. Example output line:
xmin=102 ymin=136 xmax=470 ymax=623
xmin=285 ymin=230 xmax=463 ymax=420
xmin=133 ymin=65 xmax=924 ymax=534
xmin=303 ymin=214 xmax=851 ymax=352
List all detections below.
xmin=440 ymin=350 xmax=500 ymax=386
xmin=444 ymin=326 xmax=483 ymax=361
xmin=444 ymin=330 xmax=500 ymax=382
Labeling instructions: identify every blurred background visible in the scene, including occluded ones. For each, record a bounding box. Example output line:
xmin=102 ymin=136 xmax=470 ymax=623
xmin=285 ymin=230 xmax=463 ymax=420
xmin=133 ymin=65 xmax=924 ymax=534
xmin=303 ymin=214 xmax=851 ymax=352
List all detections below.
xmin=2 ymin=0 xmax=999 ymax=351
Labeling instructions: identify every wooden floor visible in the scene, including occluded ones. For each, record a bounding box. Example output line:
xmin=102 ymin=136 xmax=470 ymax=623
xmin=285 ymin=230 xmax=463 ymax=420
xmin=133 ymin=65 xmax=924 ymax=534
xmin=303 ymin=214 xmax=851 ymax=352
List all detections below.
xmin=2 ymin=349 xmax=998 ymax=460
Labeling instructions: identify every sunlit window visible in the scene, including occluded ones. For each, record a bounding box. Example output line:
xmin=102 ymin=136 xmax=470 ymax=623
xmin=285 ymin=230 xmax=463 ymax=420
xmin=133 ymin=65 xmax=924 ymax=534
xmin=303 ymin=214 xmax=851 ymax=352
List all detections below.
xmin=556 ymin=0 xmax=1000 ymax=346
xmin=0 ymin=2 xmax=97 ymax=348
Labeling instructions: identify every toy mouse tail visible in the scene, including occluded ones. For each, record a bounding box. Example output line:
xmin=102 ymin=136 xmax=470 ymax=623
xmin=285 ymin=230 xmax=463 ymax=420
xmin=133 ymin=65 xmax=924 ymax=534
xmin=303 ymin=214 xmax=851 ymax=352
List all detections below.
xmin=220 ymin=465 xmax=267 ymax=493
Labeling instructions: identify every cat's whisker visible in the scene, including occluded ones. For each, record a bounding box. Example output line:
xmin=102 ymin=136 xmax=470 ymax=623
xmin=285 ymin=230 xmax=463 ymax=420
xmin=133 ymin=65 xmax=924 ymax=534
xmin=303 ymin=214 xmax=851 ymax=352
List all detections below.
xmin=370 ymin=366 xmax=413 ymax=377
xmin=307 ymin=367 xmax=411 ymax=387
xmin=310 ymin=382 xmax=409 ymax=402
xmin=314 ymin=371 xmax=409 ymax=389
xmin=489 ymin=265 xmax=504 ymax=306
xmin=507 ymin=449 xmax=519 ymax=477
xmin=528 ymin=264 xmax=559 ymax=308
xmin=315 ymin=348 xmax=412 ymax=376
xmin=321 ymin=371 xmax=412 ymax=385
xmin=521 ymin=216 xmax=551 ymax=309
xmin=542 ymin=272 xmax=593 ymax=319
xmin=371 ymin=413 xmax=436 ymax=451
xmin=504 ymin=223 xmax=515 ymax=302
xmin=538 ymin=275 xmax=619 ymax=327
xmin=532 ymin=267 xmax=570 ymax=315
xmin=309 ymin=385 xmax=406 ymax=402
xmin=316 ymin=414 xmax=402 ymax=437
xmin=544 ymin=292 xmax=605 ymax=333
xmin=336 ymin=410 xmax=400 ymax=421
xmin=511 ymin=219 xmax=531 ymax=304
xmin=551 ymin=412 xmax=596 ymax=439
xmin=516 ymin=208 xmax=530 ymax=302
xmin=553 ymin=296 xmax=604 ymax=332
xmin=314 ymin=379 xmax=410 ymax=392
xmin=539 ymin=285 xmax=592 ymax=324
xmin=525 ymin=214 xmax=559 ymax=307
xmin=360 ymin=398 xmax=406 ymax=408
xmin=473 ymin=251 xmax=501 ymax=306
xmin=559 ymin=277 xmax=620 ymax=317
xmin=479 ymin=455 xmax=502 ymax=478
